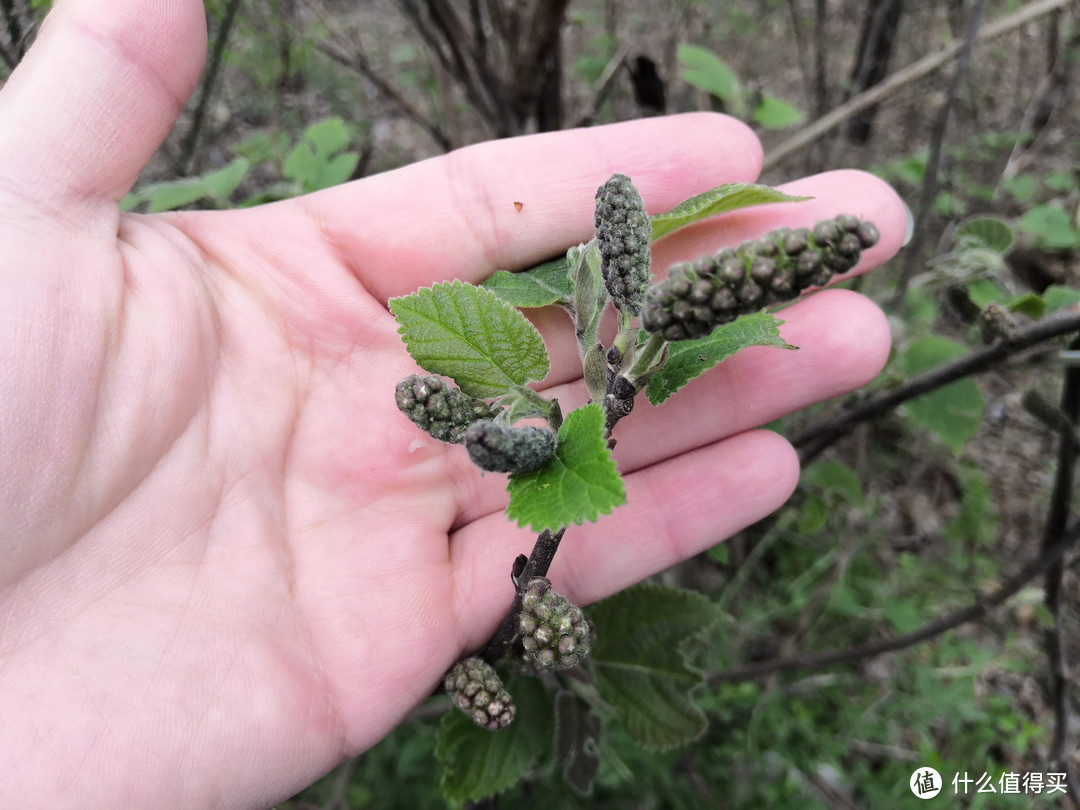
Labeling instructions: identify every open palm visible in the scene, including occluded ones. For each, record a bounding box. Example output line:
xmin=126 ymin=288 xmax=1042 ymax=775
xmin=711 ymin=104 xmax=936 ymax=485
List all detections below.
xmin=0 ymin=2 xmax=906 ymax=807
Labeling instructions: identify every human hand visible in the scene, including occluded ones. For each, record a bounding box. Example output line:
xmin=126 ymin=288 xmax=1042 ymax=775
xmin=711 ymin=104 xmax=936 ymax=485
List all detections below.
xmin=0 ymin=1 xmax=907 ymax=807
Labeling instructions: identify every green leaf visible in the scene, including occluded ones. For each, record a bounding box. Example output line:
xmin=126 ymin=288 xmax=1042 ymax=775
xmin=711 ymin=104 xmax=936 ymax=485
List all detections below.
xmin=588 ymin=583 xmax=717 ymax=750
xmin=645 ymin=312 xmax=795 ymax=405
xmin=650 ymin=183 xmax=811 ymax=242
xmin=753 ymin=95 xmax=805 ymax=129
xmin=707 ymin=542 xmax=730 ymax=565
xmin=481 ymin=255 xmax=574 ymax=308
xmin=320 ymin=151 xmax=360 ymax=188
xmin=955 ymin=216 xmax=1014 ymax=253
xmin=802 ymin=459 xmax=864 ymax=508
xmin=506 ymin=404 xmax=625 ymax=530
xmin=898 ymin=336 xmax=984 ymax=454
xmin=1043 ymin=284 xmax=1080 ymax=314
xmin=1018 ymin=205 xmax=1080 ymax=251
xmin=120 ymin=158 xmax=250 ymax=212
xmin=496 ymin=384 xmax=556 ymax=425
xmin=436 ymin=674 xmax=553 ymax=803
xmin=884 ymin=599 xmax=923 ymax=634
xmin=797 ymin=493 xmax=828 ymax=535
xmin=389 ymin=281 xmax=550 ymax=399
xmin=553 ymin=691 xmax=602 ymax=795
xmin=284 ymin=117 xmax=357 ymax=193
xmin=283 ymin=144 xmax=318 ymax=186
xmin=571 ymin=243 xmax=608 ymax=349
xmin=1006 ymin=291 xmax=1046 ymax=320
xmin=1001 ymin=173 xmax=1037 ymax=202
xmin=234 ymin=130 xmax=289 ymax=165
xmin=304 ymin=116 xmax=351 ymax=154
xmin=1045 ymin=170 xmax=1075 ymax=193
xmin=677 ymin=43 xmax=740 ymax=103
xmin=944 ymin=463 xmax=998 ymax=546
xmin=966 ymin=278 xmax=1006 ymax=309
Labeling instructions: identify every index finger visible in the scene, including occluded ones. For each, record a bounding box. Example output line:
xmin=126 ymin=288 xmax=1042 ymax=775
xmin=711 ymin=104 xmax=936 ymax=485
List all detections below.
xmin=296 ymin=113 xmax=764 ymax=302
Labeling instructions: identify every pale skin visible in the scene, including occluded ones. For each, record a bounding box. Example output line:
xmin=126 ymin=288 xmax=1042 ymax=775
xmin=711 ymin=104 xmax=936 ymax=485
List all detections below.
xmin=0 ymin=1 xmax=909 ymax=807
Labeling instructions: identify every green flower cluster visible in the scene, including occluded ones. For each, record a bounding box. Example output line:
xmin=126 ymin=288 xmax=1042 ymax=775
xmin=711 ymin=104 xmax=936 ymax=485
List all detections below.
xmin=394 ymin=374 xmax=496 ymax=443
xmin=444 ymin=657 xmax=516 ymax=730
xmin=519 ymin=577 xmax=591 ymax=671
xmin=594 ymin=173 xmax=652 ymax=315
xmin=640 ymin=215 xmax=880 ymax=341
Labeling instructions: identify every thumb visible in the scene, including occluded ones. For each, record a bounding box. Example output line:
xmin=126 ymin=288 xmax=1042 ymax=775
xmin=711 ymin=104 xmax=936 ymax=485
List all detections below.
xmin=0 ymin=0 xmax=206 ymax=216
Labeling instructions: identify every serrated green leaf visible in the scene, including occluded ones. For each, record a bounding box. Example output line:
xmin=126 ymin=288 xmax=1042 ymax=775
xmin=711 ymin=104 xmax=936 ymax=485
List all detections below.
xmin=650 ymin=183 xmax=811 ymax=242
xmin=753 ymin=95 xmax=805 ymax=129
xmin=436 ymin=675 xmax=553 ymax=803
xmin=898 ymin=336 xmax=984 ymax=454
xmin=390 ymin=281 xmax=550 ymax=399
xmin=506 ymin=404 xmax=624 ymax=530
xmin=645 ymin=312 xmax=795 ymax=405
xmin=481 ymin=256 xmax=574 ymax=307
xmin=956 ymin=216 xmax=1014 ymax=253
xmin=677 ymin=43 xmax=740 ymax=103
xmin=588 ymin=583 xmax=717 ymax=750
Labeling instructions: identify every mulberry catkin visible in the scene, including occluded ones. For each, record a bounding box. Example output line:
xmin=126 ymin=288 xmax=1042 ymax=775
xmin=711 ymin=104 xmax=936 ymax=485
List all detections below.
xmin=464 ymin=421 xmax=557 ymax=474
xmin=394 ymin=374 xmax=496 ymax=443
xmin=640 ymin=215 xmax=879 ymax=342
xmin=594 ymin=173 xmax=652 ymax=315
xmin=444 ymin=657 xmax=516 ymax=730
xmin=518 ymin=577 xmax=591 ymax=671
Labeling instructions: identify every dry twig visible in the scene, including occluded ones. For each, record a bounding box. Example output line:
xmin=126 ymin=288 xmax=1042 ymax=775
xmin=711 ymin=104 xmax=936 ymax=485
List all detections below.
xmin=793 ymin=309 xmax=1080 ymax=463
xmin=763 ymin=0 xmax=1073 ymax=171
xmin=709 ymin=524 xmax=1080 ymax=685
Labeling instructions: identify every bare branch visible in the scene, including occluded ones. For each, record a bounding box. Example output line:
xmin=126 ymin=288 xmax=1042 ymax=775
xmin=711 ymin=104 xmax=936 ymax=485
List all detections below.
xmin=314 ymin=38 xmax=452 ymax=151
xmin=793 ymin=309 xmax=1080 ymax=463
xmin=176 ymin=0 xmax=243 ymax=175
xmin=763 ymin=0 xmax=1073 ymax=171
xmin=1043 ymin=336 xmax=1080 ymax=796
xmin=399 ymin=0 xmax=505 ymax=131
xmin=708 ymin=524 xmax=1080 ymax=685
xmin=571 ymin=42 xmax=631 ymax=127
xmin=890 ymin=0 xmax=988 ymax=307
xmin=509 ymin=0 xmax=572 ymax=124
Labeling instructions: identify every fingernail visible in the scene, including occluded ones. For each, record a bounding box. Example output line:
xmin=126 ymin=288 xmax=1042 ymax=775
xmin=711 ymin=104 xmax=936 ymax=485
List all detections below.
xmin=902 ymin=201 xmax=915 ymax=247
